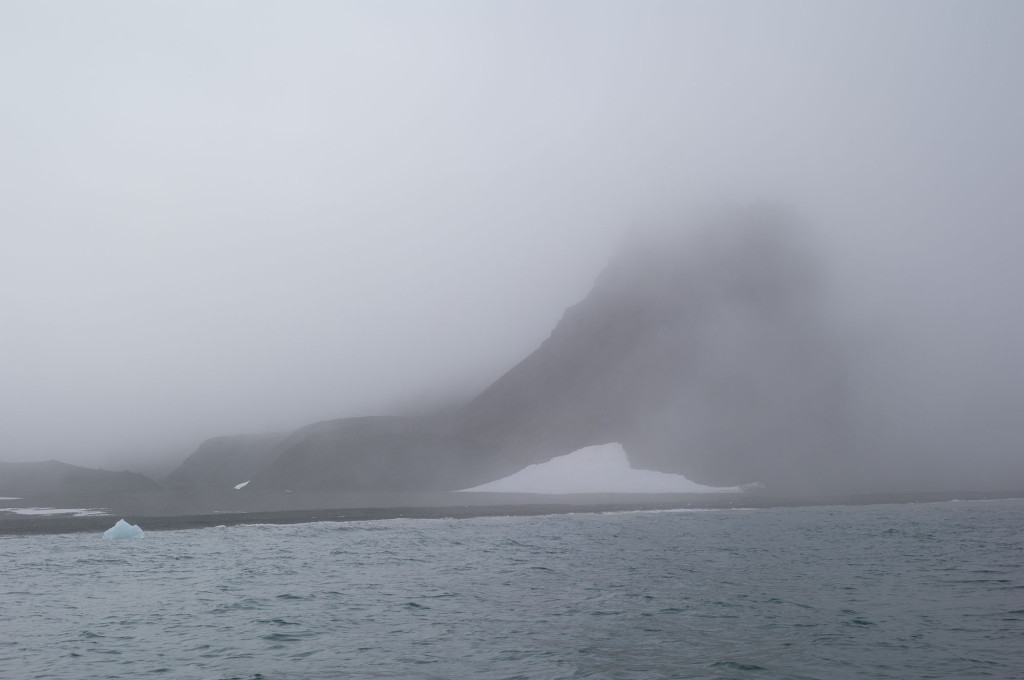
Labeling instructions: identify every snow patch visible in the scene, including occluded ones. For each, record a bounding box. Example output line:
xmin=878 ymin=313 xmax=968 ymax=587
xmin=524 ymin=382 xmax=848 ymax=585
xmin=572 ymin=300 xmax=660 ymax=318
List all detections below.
xmin=234 ymin=480 xmax=250 ymax=490
xmin=1 ymin=507 xmax=108 ymax=516
xmin=457 ymin=443 xmax=747 ymax=494
xmin=103 ymin=519 xmax=144 ymax=539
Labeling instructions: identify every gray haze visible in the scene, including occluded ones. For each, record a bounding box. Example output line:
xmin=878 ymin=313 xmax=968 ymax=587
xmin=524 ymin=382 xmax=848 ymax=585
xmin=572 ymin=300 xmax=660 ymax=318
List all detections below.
xmin=2 ymin=2 xmax=1023 ymax=486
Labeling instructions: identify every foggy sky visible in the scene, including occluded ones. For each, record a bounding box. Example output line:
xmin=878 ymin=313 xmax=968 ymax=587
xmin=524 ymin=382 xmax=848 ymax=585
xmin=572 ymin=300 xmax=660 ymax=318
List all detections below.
xmin=2 ymin=1 xmax=1023 ymax=479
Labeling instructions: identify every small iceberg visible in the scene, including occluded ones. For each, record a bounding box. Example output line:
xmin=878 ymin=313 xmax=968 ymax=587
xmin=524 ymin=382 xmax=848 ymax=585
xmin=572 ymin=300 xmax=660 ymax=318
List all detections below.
xmin=103 ymin=519 xmax=144 ymax=540
xmin=234 ymin=480 xmax=250 ymax=490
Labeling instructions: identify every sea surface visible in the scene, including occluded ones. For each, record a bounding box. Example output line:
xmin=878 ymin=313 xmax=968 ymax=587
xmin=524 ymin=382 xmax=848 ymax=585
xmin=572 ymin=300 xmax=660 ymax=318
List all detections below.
xmin=2 ymin=499 xmax=1022 ymax=680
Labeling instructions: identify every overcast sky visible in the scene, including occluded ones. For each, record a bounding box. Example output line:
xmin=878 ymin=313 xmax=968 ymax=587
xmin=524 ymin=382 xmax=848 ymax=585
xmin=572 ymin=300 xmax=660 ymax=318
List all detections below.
xmin=2 ymin=1 xmax=1022 ymax=473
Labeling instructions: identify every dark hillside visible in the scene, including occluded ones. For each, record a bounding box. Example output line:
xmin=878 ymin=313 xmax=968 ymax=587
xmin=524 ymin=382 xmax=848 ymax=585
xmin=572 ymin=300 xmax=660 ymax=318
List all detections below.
xmin=0 ymin=460 xmax=160 ymax=498
xmin=162 ymin=433 xmax=287 ymax=489
xmin=452 ymin=207 xmax=853 ymax=490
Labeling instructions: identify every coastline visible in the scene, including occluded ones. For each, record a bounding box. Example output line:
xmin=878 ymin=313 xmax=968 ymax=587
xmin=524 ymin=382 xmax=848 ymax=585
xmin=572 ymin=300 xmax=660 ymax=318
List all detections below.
xmin=3 ymin=488 xmax=1022 ymax=537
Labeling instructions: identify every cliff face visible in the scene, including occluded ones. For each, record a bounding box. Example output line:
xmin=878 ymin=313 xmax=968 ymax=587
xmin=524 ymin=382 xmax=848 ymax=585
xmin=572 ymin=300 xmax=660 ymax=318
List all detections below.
xmin=169 ymin=206 xmax=855 ymax=494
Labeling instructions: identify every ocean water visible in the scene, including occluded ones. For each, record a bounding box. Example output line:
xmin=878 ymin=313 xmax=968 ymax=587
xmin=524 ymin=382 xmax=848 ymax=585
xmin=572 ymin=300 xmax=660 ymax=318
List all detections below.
xmin=2 ymin=499 xmax=1022 ymax=680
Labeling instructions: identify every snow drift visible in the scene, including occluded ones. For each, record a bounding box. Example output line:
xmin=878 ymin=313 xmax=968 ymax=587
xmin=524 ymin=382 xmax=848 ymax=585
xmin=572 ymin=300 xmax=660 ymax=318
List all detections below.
xmin=457 ymin=443 xmax=746 ymax=494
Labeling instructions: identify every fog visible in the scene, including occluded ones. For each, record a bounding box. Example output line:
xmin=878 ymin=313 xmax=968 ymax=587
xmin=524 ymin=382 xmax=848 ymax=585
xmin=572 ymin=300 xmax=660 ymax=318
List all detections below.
xmin=2 ymin=2 xmax=1022 ymax=488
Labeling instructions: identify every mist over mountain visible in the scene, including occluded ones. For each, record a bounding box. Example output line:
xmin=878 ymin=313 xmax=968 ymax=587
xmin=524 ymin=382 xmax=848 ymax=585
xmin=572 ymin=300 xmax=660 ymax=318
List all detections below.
xmin=160 ymin=206 xmax=862 ymax=496
xmin=3 ymin=3 xmax=1023 ymax=506
xmin=451 ymin=206 xmax=856 ymax=492
xmin=160 ymin=203 xmax=1023 ymax=499
xmin=6 ymin=203 xmax=1023 ymax=505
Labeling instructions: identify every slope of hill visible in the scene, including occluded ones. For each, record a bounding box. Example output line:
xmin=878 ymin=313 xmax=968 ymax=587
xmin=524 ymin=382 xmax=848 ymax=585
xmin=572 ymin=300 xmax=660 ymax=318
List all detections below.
xmin=247 ymin=416 xmax=492 ymax=492
xmin=0 ymin=460 xmax=161 ymax=498
xmin=161 ymin=433 xmax=287 ymax=489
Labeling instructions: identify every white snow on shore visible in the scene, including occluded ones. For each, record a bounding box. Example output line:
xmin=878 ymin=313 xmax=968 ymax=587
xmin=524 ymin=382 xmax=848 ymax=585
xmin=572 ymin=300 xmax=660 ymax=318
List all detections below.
xmin=1 ymin=507 xmax=109 ymax=516
xmin=457 ymin=443 xmax=746 ymax=494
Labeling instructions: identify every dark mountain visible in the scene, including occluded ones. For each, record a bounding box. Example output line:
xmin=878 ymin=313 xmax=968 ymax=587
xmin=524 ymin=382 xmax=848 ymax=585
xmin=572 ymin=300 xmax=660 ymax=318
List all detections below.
xmin=162 ymin=432 xmax=287 ymax=489
xmin=449 ymin=205 xmax=855 ymax=491
xmin=173 ymin=206 xmax=856 ymax=495
xmin=0 ymin=460 xmax=161 ymax=498
xmin=248 ymin=417 xmax=492 ymax=492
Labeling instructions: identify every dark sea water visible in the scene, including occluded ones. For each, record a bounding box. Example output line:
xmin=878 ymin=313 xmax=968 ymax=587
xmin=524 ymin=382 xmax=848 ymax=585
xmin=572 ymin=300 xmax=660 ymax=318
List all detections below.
xmin=2 ymin=499 xmax=1022 ymax=680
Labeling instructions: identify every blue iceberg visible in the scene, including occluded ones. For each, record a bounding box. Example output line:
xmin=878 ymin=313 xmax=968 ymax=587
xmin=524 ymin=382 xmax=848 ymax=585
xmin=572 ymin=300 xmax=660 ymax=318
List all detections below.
xmin=103 ymin=519 xmax=144 ymax=540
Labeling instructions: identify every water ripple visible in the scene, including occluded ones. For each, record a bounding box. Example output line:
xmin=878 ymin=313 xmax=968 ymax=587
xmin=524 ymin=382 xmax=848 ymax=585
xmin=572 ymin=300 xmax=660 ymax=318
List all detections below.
xmin=2 ymin=499 xmax=1023 ymax=679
